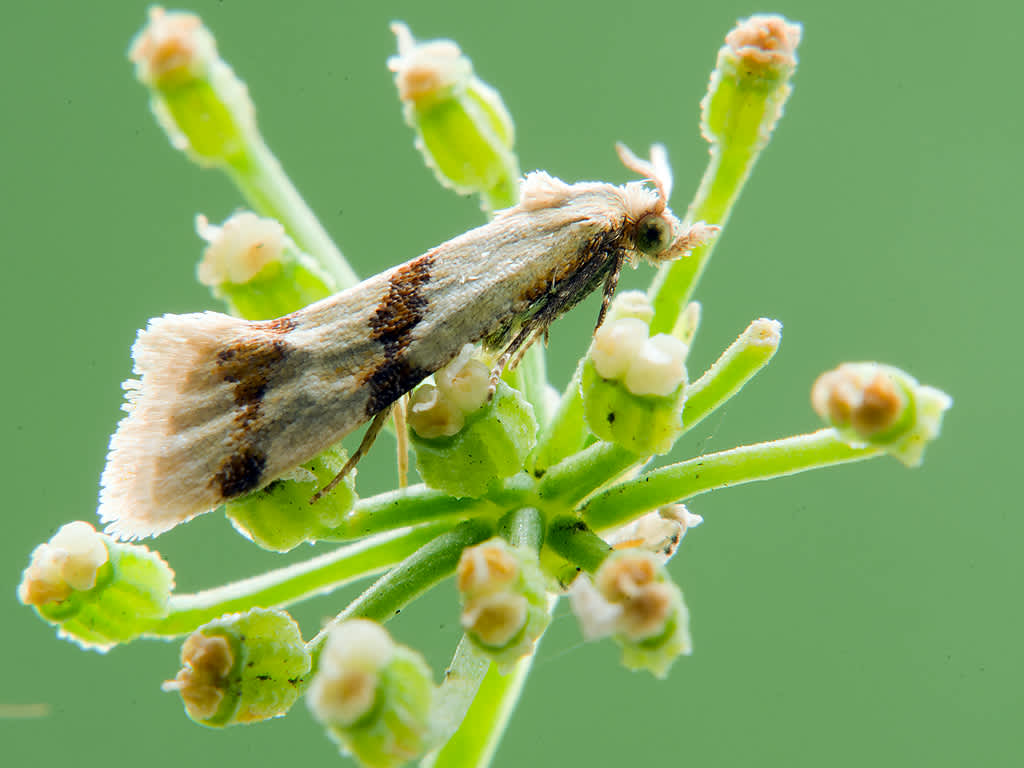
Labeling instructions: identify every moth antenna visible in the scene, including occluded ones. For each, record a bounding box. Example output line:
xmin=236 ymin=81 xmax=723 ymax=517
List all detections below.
xmin=310 ymin=406 xmax=392 ymax=504
xmin=615 ymin=142 xmax=673 ymax=211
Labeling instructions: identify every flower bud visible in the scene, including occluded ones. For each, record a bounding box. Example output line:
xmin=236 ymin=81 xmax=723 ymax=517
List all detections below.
xmin=196 ymin=212 xmax=334 ymax=320
xmin=225 ymin=443 xmax=356 ymax=552
xmin=130 ymin=7 xmax=257 ymax=167
xmin=455 ymin=539 xmax=551 ymax=667
xmin=164 ymin=608 xmax=311 ymax=727
xmin=583 ymin=316 xmax=688 ymax=455
xmin=701 ymin=15 xmax=802 ymax=152
xmin=388 ymin=22 xmax=519 ymax=211
xmin=309 ymin=620 xmax=435 ymax=768
xmin=410 ymin=355 xmax=537 ymax=497
xmin=606 ymin=504 xmax=703 ymax=563
xmin=569 ymin=550 xmax=691 ymax=678
xmin=811 ymin=362 xmax=952 ymax=467
xmin=19 ymin=522 xmax=174 ymax=651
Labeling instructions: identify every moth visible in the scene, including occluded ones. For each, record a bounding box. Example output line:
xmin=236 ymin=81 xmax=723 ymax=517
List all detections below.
xmin=99 ymin=144 xmax=717 ymax=539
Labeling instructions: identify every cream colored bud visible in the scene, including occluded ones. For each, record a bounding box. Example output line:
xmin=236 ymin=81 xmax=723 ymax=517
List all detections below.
xmin=623 ymin=334 xmax=688 ymax=397
xmin=456 ymin=540 xmax=520 ymax=596
xmin=812 ymin=363 xmax=908 ymax=439
xmin=129 ymin=7 xmax=216 ymax=86
xmin=595 ymin=551 xmax=658 ymax=603
xmin=607 ymin=504 xmax=702 ymax=562
xmin=617 ymin=581 xmax=676 ymax=642
xmin=590 ymin=317 xmax=648 ymax=380
xmin=163 ymin=633 xmax=234 ymax=721
xmin=608 ymin=290 xmax=655 ymax=325
xmin=308 ymin=620 xmax=394 ymax=727
xmin=435 ymin=346 xmax=491 ymax=414
xmin=196 ymin=212 xmax=288 ymax=286
xmin=18 ymin=522 xmax=109 ymax=606
xmin=408 ymin=384 xmax=465 ymax=438
xmin=461 ymin=592 xmax=529 ymax=648
xmin=725 ymin=15 xmax=802 ymax=75
xmin=388 ymin=23 xmax=472 ymax=105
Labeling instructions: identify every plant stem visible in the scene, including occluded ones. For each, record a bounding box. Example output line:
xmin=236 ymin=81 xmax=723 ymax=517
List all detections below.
xmin=537 ymin=442 xmax=641 ymax=509
xmin=583 ymin=429 xmax=883 ymax=532
xmin=428 ymin=615 xmax=543 ymax=768
xmin=681 ymin=317 xmax=781 ymax=433
xmin=497 ymin=507 xmax=544 ymax=552
xmin=545 ymin=517 xmax=612 ymax=573
xmin=325 ymin=484 xmax=500 ymax=541
xmin=227 ymin=138 xmax=358 ymax=289
xmin=148 ymin=522 xmax=450 ymax=637
xmin=531 ymin=362 xmax=588 ymax=476
xmin=648 ymin=146 xmax=757 ymax=333
xmin=308 ymin=519 xmax=493 ymax=658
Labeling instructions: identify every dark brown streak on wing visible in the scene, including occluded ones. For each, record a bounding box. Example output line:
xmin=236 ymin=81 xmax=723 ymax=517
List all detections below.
xmin=364 ymin=251 xmax=436 ymax=415
xmin=212 ymin=333 xmax=293 ymax=499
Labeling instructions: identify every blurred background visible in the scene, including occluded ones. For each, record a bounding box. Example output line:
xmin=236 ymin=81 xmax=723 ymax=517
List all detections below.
xmin=2 ymin=1 xmax=1019 ymax=766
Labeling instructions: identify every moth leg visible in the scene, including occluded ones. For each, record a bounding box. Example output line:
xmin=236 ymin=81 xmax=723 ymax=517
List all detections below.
xmin=488 ymin=323 xmax=540 ymax=397
xmin=393 ymin=394 xmax=409 ymax=489
xmin=594 ymin=254 xmax=625 ymax=331
xmin=310 ymin=405 xmax=392 ymax=504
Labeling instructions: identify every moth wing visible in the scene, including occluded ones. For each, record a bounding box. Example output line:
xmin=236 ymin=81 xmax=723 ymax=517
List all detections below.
xmin=98 ymin=307 xmax=375 ymax=540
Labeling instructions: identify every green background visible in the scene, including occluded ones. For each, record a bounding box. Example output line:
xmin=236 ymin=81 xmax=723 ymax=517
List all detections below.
xmin=2 ymin=1 xmax=1019 ymax=766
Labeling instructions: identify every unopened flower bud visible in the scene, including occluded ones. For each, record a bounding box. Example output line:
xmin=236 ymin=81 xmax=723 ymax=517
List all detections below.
xmin=569 ymin=550 xmax=691 ymax=678
xmin=811 ymin=362 xmax=952 ymax=467
xmin=411 ymin=375 xmax=537 ymax=498
xmin=309 ymin=620 xmax=435 ymax=768
xmin=456 ymin=539 xmax=550 ymax=666
xmin=196 ymin=212 xmax=333 ymax=319
xmin=607 ymin=504 xmax=703 ymax=563
xmin=408 ymin=384 xmax=465 ymax=439
xmin=389 ymin=22 xmax=519 ymax=211
xmin=164 ymin=608 xmax=311 ymax=727
xmin=583 ymin=316 xmax=688 ymax=455
xmin=701 ymin=15 xmax=802 ymax=152
xmin=606 ymin=290 xmax=655 ymax=326
xmin=19 ymin=522 xmax=174 ymax=650
xmin=130 ymin=7 xmax=256 ymax=167
xmin=225 ymin=443 xmax=356 ymax=552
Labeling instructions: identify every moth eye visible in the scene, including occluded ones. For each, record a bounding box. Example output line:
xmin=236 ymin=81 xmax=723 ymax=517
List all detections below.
xmin=634 ymin=213 xmax=672 ymax=256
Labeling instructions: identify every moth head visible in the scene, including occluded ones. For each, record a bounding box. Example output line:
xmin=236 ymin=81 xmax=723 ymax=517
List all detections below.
xmin=617 ymin=142 xmax=720 ymax=263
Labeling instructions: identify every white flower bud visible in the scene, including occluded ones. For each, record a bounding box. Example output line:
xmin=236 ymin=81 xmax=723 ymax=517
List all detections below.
xmin=196 ymin=212 xmax=288 ymax=287
xmin=308 ymin=620 xmax=395 ymax=727
xmin=623 ymin=334 xmax=688 ymax=397
xmin=435 ymin=345 xmax=491 ymax=414
xmin=590 ymin=317 xmax=648 ymax=380
xmin=18 ymin=522 xmax=109 ymax=606
xmin=408 ymin=384 xmax=465 ymax=438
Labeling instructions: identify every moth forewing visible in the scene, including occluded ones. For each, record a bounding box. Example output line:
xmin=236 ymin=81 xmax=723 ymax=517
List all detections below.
xmin=99 ymin=160 xmax=713 ymax=540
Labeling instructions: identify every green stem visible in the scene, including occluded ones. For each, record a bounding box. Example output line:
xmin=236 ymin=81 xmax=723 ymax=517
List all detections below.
xmin=546 ymin=517 xmax=612 ymax=573
xmin=681 ymin=318 xmax=781 ymax=434
xmin=584 ymin=429 xmax=884 ymax=532
xmin=530 ymin=362 xmax=588 ymax=476
xmin=308 ymin=519 xmax=493 ymax=658
xmin=424 ymin=637 xmax=493 ymax=767
xmin=537 ymin=442 xmax=642 ymax=509
xmin=148 ymin=522 xmax=450 ymax=637
xmin=497 ymin=507 xmax=544 ymax=552
xmin=325 ymin=484 xmax=500 ymax=541
xmin=648 ymin=145 xmax=757 ymax=334
xmin=428 ymin=611 xmax=544 ymax=768
xmin=227 ymin=138 xmax=358 ymax=290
